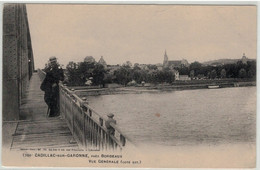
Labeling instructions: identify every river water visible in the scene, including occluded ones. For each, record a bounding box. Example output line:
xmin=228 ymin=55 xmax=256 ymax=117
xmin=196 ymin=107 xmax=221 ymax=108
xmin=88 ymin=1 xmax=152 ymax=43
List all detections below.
xmin=84 ymin=87 xmax=256 ymax=147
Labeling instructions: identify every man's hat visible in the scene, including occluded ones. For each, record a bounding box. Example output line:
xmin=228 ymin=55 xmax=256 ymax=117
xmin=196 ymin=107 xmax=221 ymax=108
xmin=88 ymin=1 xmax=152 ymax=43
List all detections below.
xmin=107 ymin=113 xmax=114 ymax=118
xmin=49 ymin=56 xmax=57 ymax=63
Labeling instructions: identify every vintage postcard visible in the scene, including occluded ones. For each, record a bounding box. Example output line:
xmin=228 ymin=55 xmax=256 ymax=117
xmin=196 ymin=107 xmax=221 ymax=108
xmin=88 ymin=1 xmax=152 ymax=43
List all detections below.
xmin=2 ymin=3 xmax=257 ymax=168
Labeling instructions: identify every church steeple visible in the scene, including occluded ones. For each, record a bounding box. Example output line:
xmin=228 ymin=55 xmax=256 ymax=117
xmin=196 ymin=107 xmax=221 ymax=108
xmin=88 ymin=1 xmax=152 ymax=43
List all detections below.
xmin=242 ymin=53 xmax=248 ymax=64
xmin=98 ymin=56 xmax=107 ymax=68
xmin=163 ymin=49 xmax=168 ymax=67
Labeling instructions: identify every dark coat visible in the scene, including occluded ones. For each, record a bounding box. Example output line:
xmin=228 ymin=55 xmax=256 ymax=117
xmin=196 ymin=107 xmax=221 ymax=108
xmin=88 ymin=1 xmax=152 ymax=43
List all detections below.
xmin=40 ymin=66 xmax=64 ymax=104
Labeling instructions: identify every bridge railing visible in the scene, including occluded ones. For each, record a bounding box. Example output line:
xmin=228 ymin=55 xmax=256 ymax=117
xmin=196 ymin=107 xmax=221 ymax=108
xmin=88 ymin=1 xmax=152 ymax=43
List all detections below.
xmin=59 ymin=84 xmax=133 ymax=150
xmin=38 ymin=69 xmax=133 ymax=150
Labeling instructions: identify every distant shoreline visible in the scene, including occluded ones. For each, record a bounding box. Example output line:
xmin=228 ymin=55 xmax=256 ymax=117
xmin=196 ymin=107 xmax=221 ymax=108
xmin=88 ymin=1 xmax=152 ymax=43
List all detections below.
xmin=72 ymin=80 xmax=256 ymax=96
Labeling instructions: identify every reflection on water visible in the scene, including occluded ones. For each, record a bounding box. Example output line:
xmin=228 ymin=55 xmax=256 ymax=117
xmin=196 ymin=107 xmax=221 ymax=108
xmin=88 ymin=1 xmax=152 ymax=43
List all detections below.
xmin=84 ymin=87 xmax=256 ymax=146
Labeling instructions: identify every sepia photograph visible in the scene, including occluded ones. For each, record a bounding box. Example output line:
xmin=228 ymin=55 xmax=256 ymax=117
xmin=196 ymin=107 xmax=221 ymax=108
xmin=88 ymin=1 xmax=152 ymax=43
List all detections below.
xmin=2 ymin=3 xmax=257 ymax=168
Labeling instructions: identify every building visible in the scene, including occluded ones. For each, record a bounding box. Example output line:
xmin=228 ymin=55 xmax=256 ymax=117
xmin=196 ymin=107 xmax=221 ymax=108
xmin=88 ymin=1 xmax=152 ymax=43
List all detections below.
xmin=163 ymin=50 xmax=189 ymax=68
xmin=241 ymin=53 xmax=248 ymax=64
xmin=139 ymin=64 xmax=149 ymax=70
xmin=98 ymin=56 xmax=107 ymax=69
xmin=178 ymin=75 xmax=191 ymax=81
xmin=172 ymin=70 xmax=180 ymax=80
xmin=155 ymin=63 xmax=163 ymax=71
xmin=84 ymin=56 xmax=96 ymax=63
xmin=107 ymin=64 xmax=121 ymax=74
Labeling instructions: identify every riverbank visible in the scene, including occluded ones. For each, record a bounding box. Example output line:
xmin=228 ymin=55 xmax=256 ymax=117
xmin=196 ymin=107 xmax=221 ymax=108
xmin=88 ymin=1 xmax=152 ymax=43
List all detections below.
xmin=73 ymin=80 xmax=256 ymax=96
xmin=147 ymin=80 xmax=256 ymax=91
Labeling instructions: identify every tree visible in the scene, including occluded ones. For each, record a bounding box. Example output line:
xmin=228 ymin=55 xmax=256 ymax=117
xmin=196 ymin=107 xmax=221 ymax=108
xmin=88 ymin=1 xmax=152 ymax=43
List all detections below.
xmin=164 ymin=70 xmax=175 ymax=83
xmin=147 ymin=64 xmax=158 ymax=70
xmin=114 ymin=66 xmax=132 ymax=86
xmin=133 ymin=63 xmax=141 ymax=70
xmin=239 ymin=68 xmax=247 ymax=78
xmin=237 ymin=60 xmax=247 ymax=70
xmin=65 ymin=62 xmax=82 ymax=86
xmin=146 ymin=70 xmax=157 ymax=84
xmin=103 ymin=73 xmax=113 ymax=84
xmin=220 ymin=69 xmax=226 ymax=79
xmin=210 ymin=69 xmax=217 ymax=79
xmin=246 ymin=60 xmax=256 ymax=79
xmin=66 ymin=61 xmax=106 ymax=86
xmin=190 ymin=70 xmax=195 ymax=79
xmin=123 ymin=61 xmax=132 ymax=68
xmin=78 ymin=62 xmax=95 ymax=78
xmin=67 ymin=61 xmax=77 ymax=69
xmin=177 ymin=66 xmax=189 ymax=75
xmin=189 ymin=61 xmax=202 ymax=76
xmin=133 ymin=70 xmax=145 ymax=84
xmin=207 ymin=72 xmax=211 ymax=79
xmin=247 ymin=70 xmax=254 ymax=78
xmin=224 ymin=64 xmax=238 ymax=78
xmin=92 ymin=64 xmax=106 ymax=86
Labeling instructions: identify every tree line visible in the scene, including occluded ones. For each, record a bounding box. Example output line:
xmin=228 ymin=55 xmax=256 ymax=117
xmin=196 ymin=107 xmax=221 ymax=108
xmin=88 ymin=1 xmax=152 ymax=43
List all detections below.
xmin=177 ymin=60 xmax=256 ymax=79
xmin=58 ymin=60 xmax=256 ymax=87
xmin=63 ymin=62 xmax=177 ymax=86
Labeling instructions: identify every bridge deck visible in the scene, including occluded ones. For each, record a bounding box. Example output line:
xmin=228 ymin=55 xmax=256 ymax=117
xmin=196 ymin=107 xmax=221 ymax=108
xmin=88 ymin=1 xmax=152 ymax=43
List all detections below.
xmin=10 ymin=72 xmax=78 ymax=150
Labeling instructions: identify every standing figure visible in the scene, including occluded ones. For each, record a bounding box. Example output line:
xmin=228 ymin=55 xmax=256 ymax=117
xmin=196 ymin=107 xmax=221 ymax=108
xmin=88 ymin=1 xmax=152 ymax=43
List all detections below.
xmin=105 ymin=113 xmax=116 ymax=135
xmin=40 ymin=57 xmax=64 ymax=117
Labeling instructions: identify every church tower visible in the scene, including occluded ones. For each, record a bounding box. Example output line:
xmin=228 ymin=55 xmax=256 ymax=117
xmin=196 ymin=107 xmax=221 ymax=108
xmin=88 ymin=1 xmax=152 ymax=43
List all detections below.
xmin=98 ymin=56 xmax=107 ymax=68
xmin=241 ymin=53 xmax=248 ymax=64
xmin=163 ymin=50 xmax=168 ymax=67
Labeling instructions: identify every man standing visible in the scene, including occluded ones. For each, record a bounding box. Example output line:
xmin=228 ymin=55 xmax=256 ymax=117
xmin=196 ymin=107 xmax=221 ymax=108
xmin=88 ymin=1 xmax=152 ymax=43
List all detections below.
xmin=105 ymin=113 xmax=116 ymax=135
xmin=40 ymin=57 xmax=64 ymax=117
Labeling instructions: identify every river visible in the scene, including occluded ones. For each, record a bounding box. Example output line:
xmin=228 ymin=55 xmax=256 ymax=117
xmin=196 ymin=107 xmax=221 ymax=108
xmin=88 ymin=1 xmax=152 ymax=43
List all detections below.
xmin=84 ymin=87 xmax=256 ymax=147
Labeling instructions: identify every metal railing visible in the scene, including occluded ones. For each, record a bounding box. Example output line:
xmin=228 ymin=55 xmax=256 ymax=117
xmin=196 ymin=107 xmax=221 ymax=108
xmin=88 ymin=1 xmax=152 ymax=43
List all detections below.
xmin=38 ymin=69 xmax=132 ymax=150
xmin=59 ymin=84 xmax=133 ymax=150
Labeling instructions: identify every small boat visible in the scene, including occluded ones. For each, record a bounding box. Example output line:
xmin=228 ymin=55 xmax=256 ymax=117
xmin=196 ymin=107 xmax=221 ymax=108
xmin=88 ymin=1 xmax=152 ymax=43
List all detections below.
xmin=208 ymin=85 xmax=220 ymax=89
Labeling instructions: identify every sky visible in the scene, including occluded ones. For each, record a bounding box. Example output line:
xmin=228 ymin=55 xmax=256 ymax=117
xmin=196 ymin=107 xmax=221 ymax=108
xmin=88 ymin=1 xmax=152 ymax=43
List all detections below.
xmin=26 ymin=4 xmax=257 ymax=69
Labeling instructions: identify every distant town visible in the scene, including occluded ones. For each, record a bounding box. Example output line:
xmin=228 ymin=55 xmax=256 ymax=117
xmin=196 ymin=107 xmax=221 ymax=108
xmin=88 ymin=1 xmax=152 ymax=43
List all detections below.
xmin=44 ymin=51 xmax=256 ymax=87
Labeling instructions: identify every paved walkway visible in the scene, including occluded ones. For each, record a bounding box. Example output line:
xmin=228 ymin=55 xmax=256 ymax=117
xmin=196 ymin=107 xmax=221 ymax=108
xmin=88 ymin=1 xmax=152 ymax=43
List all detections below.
xmin=19 ymin=72 xmax=48 ymax=120
xmin=8 ymin=72 xmax=78 ymax=150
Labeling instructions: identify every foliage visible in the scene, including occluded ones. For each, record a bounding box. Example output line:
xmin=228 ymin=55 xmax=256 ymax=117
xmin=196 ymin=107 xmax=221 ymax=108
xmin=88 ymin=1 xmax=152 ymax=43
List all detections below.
xmin=220 ymin=69 xmax=226 ymax=78
xmin=92 ymin=64 xmax=106 ymax=86
xmin=189 ymin=61 xmax=202 ymax=75
xmin=177 ymin=60 xmax=256 ymax=79
xmin=210 ymin=69 xmax=217 ymax=79
xmin=239 ymin=68 xmax=247 ymax=78
xmin=65 ymin=61 xmax=105 ymax=86
xmin=190 ymin=70 xmax=195 ymax=79
xmin=65 ymin=58 xmax=256 ymax=87
xmin=114 ymin=66 xmax=132 ymax=86
xmin=66 ymin=62 xmax=82 ymax=86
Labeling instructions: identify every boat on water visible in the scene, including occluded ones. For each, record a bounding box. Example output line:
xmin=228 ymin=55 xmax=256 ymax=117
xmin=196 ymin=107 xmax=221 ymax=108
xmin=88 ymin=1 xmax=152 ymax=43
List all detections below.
xmin=208 ymin=85 xmax=220 ymax=89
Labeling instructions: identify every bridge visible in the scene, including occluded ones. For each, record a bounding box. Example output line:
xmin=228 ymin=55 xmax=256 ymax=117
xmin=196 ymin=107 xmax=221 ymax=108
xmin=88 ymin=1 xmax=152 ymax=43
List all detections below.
xmin=3 ymin=4 xmax=131 ymax=152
